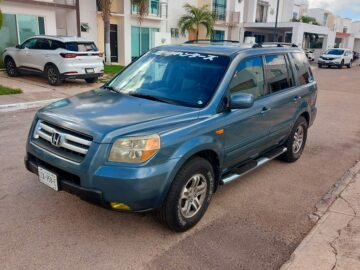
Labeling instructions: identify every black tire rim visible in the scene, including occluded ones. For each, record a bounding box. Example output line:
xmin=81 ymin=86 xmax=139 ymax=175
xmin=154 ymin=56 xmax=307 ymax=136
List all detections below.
xmin=48 ymin=67 xmax=58 ymax=84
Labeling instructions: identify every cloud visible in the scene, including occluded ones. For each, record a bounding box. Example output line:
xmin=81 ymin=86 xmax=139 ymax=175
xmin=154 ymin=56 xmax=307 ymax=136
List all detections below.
xmin=307 ymin=0 xmax=360 ymax=17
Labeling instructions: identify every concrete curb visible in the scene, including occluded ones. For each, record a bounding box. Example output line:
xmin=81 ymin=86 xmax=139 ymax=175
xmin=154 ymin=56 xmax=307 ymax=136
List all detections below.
xmin=280 ymin=160 xmax=360 ymax=270
xmin=0 ymin=98 xmax=60 ymax=112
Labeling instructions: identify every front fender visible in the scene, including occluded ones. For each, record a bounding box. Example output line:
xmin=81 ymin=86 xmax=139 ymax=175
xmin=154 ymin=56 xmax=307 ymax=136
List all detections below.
xmin=158 ymin=135 xmax=224 ymax=205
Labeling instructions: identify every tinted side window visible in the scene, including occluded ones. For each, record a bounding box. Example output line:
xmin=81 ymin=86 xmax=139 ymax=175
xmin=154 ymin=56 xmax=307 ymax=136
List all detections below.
xmin=36 ymin=39 xmax=51 ymax=50
xmin=265 ymin=54 xmax=293 ymax=93
xmin=21 ymin=38 xmax=37 ymax=49
xmin=49 ymin=40 xmax=64 ymax=50
xmin=229 ymin=56 xmax=265 ymax=98
xmin=290 ymin=52 xmax=313 ymax=85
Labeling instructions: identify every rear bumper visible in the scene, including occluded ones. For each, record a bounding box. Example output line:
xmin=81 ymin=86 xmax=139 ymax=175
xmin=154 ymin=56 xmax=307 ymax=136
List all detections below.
xmin=62 ymin=72 xmax=103 ymax=79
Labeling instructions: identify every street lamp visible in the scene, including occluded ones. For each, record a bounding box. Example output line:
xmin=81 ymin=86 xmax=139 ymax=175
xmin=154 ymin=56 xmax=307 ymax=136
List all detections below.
xmin=273 ymin=0 xmax=280 ymax=42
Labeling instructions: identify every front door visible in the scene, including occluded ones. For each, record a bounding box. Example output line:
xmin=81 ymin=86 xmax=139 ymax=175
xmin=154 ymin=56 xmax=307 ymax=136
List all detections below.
xmin=110 ymin=24 xmax=118 ymax=62
xmin=223 ymin=56 xmax=273 ymax=168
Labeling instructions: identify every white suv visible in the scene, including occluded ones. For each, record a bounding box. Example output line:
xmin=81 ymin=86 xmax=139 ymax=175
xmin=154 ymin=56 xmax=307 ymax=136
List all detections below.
xmin=318 ymin=48 xmax=353 ymax=69
xmin=2 ymin=35 xmax=104 ymax=85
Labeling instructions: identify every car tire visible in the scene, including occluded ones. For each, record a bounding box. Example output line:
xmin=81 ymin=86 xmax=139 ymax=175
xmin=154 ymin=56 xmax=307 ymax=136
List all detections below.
xmin=46 ymin=64 xmax=63 ymax=86
xmin=279 ymin=116 xmax=308 ymax=163
xmin=84 ymin=77 xmax=98 ymax=83
xmin=5 ymin=57 xmax=19 ymax=77
xmin=156 ymin=157 xmax=214 ymax=232
xmin=347 ymin=61 xmax=352 ymax=68
xmin=338 ymin=60 xmax=344 ymax=69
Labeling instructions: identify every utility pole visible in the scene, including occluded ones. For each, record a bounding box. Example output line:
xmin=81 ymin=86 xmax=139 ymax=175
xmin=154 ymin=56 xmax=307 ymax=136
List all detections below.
xmin=273 ymin=0 xmax=280 ymax=42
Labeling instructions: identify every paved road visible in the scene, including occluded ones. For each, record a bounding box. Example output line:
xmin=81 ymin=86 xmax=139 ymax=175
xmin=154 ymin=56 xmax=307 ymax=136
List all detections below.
xmin=1 ymin=66 xmax=360 ymax=270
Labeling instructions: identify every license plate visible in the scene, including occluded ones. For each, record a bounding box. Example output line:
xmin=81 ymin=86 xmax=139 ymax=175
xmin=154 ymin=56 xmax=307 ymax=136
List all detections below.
xmin=38 ymin=167 xmax=59 ymax=191
xmin=86 ymin=68 xmax=95 ymax=73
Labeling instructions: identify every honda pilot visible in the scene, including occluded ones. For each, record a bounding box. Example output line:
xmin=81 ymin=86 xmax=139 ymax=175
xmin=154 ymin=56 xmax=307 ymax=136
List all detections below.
xmin=25 ymin=42 xmax=317 ymax=231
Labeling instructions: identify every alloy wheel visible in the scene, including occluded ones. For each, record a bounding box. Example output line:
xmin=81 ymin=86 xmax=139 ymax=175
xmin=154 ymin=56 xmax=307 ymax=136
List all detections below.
xmin=48 ymin=67 xmax=58 ymax=84
xmin=179 ymin=173 xmax=208 ymax=219
xmin=292 ymin=125 xmax=304 ymax=154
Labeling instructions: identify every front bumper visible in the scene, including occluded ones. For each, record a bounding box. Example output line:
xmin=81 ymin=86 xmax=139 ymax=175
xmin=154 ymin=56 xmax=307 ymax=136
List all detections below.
xmin=318 ymin=59 xmax=341 ymax=66
xmin=25 ymin=141 xmax=180 ymax=211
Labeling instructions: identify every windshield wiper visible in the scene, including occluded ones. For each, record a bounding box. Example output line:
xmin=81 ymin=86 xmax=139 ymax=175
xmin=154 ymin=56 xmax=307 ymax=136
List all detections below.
xmin=128 ymin=93 xmax=176 ymax=105
xmin=102 ymin=85 xmax=119 ymax=93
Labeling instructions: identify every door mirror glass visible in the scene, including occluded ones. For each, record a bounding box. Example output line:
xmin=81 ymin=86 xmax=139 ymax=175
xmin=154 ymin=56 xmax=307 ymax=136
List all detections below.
xmin=229 ymin=93 xmax=255 ymax=109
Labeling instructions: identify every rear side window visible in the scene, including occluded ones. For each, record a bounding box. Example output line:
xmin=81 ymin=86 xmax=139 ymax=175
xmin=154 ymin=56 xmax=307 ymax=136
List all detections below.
xmin=265 ymin=54 xmax=294 ymax=93
xmin=49 ymin=40 xmax=64 ymax=50
xmin=290 ymin=52 xmax=314 ymax=85
xmin=229 ymin=56 xmax=265 ymax=98
xmin=65 ymin=42 xmax=98 ymax=52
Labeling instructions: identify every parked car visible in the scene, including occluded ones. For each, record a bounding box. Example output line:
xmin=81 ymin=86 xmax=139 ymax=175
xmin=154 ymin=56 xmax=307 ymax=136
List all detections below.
xmin=318 ymin=48 xmax=353 ymax=68
xmin=25 ymin=42 xmax=317 ymax=231
xmin=2 ymin=35 xmax=104 ymax=85
xmin=305 ymin=49 xmax=315 ymax=61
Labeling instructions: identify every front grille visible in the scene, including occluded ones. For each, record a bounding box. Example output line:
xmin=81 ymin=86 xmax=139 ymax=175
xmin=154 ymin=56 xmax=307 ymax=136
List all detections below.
xmin=32 ymin=120 xmax=92 ymax=163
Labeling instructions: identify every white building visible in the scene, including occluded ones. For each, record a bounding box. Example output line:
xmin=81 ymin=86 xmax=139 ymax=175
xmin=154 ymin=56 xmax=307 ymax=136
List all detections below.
xmin=0 ymin=0 xmax=97 ymax=56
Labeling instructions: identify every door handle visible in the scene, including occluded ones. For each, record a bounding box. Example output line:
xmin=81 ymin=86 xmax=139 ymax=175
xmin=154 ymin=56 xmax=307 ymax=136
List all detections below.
xmin=260 ymin=107 xmax=272 ymax=115
xmin=293 ymin=96 xmax=302 ymax=102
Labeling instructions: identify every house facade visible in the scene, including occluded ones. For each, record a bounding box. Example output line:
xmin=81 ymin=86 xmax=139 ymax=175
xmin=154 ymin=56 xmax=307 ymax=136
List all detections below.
xmin=0 ymin=0 xmax=97 ymax=59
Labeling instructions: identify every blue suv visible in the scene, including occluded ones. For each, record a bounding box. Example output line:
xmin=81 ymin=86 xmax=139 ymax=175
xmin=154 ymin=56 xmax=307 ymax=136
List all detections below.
xmin=25 ymin=42 xmax=317 ymax=231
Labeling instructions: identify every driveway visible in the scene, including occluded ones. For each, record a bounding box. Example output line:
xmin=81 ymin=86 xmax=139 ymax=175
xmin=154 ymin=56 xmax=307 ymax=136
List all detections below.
xmin=0 ymin=71 xmax=103 ymax=105
xmin=0 ymin=65 xmax=360 ymax=270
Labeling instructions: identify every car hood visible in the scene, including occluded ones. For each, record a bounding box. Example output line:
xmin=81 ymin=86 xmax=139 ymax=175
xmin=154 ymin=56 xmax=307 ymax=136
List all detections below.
xmin=37 ymin=88 xmax=199 ymax=143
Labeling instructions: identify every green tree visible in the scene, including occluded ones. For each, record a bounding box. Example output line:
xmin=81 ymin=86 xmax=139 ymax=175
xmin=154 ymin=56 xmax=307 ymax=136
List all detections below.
xmin=131 ymin=0 xmax=149 ymax=57
xmin=99 ymin=0 xmax=112 ymax=64
xmin=292 ymin=15 xmax=320 ymax=25
xmin=178 ymin=4 xmax=215 ymax=40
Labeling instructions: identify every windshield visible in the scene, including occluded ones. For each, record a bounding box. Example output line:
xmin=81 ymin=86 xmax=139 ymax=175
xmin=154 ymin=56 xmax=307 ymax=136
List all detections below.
xmin=107 ymin=50 xmax=230 ymax=108
xmin=325 ymin=49 xmax=344 ymax=55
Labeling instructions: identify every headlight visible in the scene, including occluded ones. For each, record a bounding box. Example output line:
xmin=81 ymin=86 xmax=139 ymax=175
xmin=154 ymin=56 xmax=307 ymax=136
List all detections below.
xmin=108 ymin=134 xmax=160 ymax=163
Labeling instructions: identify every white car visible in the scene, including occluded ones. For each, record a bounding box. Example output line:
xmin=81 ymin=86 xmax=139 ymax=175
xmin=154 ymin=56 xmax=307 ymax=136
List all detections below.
xmin=318 ymin=48 xmax=353 ymax=69
xmin=2 ymin=35 xmax=104 ymax=85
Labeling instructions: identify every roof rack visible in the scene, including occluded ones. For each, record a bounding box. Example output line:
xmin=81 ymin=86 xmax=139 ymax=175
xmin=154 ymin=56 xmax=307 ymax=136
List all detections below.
xmin=184 ymin=39 xmax=240 ymax=44
xmin=252 ymin=42 xmax=298 ymax=48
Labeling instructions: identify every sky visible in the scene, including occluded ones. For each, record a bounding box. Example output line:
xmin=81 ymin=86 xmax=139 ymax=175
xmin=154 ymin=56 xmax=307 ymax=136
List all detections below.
xmin=297 ymin=0 xmax=360 ymax=20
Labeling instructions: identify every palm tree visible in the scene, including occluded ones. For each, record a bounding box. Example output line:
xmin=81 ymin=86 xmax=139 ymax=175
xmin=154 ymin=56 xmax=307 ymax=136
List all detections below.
xmin=131 ymin=0 xmax=149 ymax=57
xmin=99 ymin=0 xmax=112 ymax=64
xmin=178 ymin=4 xmax=215 ymax=41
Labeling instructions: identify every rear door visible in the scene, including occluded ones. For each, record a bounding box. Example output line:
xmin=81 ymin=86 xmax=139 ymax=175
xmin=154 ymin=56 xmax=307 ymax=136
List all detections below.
xmin=262 ymin=53 xmax=299 ymax=145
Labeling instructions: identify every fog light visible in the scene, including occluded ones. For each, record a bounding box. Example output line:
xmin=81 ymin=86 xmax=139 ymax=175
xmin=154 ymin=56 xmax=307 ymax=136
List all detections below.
xmin=110 ymin=202 xmax=131 ymax=210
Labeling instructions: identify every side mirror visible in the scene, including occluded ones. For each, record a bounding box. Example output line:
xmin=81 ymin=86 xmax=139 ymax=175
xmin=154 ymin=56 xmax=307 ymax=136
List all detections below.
xmin=229 ymin=93 xmax=255 ymax=109
xmin=15 ymin=44 xmax=21 ymax=49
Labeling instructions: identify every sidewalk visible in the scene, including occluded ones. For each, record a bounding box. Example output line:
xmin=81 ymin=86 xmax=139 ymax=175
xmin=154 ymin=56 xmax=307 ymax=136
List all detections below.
xmin=281 ymin=161 xmax=360 ymax=270
xmin=0 ymin=71 xmax=101 ymax=107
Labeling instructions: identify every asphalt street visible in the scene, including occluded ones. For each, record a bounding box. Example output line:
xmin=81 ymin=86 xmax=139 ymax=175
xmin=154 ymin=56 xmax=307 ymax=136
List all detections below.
xmin=1 ymin=65 xmax=360 ymax=270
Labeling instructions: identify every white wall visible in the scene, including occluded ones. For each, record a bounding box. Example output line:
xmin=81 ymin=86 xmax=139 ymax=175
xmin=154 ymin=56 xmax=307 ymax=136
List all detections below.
xmin=79 ymin=0 xmax=98 ymax=42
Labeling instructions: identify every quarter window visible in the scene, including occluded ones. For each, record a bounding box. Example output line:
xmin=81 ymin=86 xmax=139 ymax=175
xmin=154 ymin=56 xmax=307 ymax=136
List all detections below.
xmin=229 ymin=57 xmax=265 ymax=98
xmin=290 ymin=52 xmax=313 ymax=85
xmin=265 ymin=54 xmax=293 ymax=93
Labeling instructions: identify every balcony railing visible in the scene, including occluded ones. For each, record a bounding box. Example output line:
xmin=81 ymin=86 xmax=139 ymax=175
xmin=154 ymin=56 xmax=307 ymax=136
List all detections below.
xmin=131 ymin=1 xmax=168 ymax=19
xmin=213 ymin=10 xmax=240 ymax=26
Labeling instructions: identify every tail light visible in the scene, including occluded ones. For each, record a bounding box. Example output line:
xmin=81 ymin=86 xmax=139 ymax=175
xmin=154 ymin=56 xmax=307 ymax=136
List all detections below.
xmin=60 ymin=53 xmax=78 ymax=58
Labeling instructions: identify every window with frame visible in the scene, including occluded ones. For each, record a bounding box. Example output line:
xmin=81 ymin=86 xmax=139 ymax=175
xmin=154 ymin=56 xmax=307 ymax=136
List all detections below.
xmin=171 ymin=28 xmax=179 ymax=38
xmin=290 ymin=52 xmax=313 ymax=85
xmin=265 ymin=54 xmax=293 ymax=93
xmin=229 ymin=56 xmax=265 ymax=98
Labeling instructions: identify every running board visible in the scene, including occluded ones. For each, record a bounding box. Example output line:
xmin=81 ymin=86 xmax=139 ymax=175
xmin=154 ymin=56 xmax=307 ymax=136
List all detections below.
xmin=221 ymin=147 xmax=287 ymax=185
